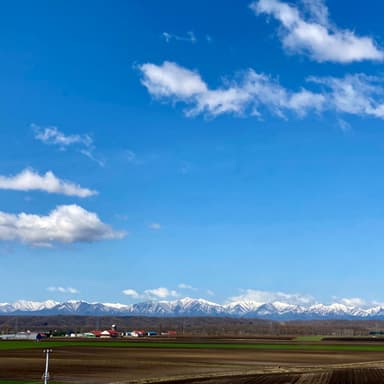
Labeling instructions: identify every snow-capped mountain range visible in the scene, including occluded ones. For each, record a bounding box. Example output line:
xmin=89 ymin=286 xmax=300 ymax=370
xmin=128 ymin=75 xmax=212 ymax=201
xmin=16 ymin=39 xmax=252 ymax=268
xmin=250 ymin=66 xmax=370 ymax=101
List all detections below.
xmin=1 ymin=297 xmax=384 ymax=320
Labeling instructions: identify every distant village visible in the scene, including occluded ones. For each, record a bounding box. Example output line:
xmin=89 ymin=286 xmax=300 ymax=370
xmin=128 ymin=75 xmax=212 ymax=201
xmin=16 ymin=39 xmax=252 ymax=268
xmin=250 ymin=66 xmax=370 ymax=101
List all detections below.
xmin=0 ymin=324 xmax=177 ymax=340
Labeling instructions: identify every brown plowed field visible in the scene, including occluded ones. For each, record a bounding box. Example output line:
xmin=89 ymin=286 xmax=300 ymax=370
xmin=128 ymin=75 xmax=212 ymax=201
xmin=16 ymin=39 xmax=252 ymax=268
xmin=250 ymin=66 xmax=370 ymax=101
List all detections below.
xmin=173 ymin=368 xmax=384 ymax=383
xmin=2 ymin=344 xmax=384 ymax=383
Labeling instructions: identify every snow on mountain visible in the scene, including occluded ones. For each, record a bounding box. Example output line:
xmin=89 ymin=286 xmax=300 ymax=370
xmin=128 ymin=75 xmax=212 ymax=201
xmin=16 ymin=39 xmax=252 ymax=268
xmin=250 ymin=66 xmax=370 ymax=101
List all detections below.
xmin=0 ymin=302 xmax=17 ymax=313
xmin=0 ymin=300 xmax=59 ymax=313
xmin=224 ymin=300 xmax=263 ymax=315
xmin=171 ymin=297 xmax=224 ymax=316
xmin=101 ymin=302 xmax=131 ymax=310
xmin=1 ymin=298 xmax=384 ymax=319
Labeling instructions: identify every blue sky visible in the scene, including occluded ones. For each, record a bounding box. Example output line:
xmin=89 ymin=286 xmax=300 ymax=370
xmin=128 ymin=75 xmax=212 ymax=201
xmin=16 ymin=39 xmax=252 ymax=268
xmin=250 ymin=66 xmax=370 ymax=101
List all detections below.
xmin=1 ymin=0 xmax=384 ymax=307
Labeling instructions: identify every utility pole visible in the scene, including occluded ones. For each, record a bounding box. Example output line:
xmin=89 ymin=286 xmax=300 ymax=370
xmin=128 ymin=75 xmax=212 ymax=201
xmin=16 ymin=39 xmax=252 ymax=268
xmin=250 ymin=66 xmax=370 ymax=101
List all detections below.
xmin=42 ymin=349 xmax=52 ymax=384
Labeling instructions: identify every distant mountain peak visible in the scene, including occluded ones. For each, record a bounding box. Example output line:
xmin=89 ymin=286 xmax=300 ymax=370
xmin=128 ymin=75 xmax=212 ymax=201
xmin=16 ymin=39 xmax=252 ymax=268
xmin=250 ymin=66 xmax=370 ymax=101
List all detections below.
xmin=1 ymin=297 xmax=383 ymax=320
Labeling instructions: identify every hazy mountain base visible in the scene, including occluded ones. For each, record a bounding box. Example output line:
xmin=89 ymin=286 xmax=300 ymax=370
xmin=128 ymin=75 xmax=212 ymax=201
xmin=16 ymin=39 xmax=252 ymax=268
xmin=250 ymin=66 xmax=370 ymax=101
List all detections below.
xmin=1 ymin=316 xmax=383 ymax=336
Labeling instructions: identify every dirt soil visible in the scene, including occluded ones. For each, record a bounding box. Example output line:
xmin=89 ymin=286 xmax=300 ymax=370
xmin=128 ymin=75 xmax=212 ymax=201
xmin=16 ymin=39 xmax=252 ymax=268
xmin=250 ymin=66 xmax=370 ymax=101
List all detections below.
xmin=172 ymin=368 xmax=384 ymax=384
xmin=2 ymin=344 xmax=384 ymax=383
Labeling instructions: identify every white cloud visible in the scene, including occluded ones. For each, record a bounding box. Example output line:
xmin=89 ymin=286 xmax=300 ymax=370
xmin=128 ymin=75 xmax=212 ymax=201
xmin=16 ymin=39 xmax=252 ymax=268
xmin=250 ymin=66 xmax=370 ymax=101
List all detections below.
xmin=140 ymin=61 xmax=324 ymax=118
xmin=140 ymin=61 xmax=207 ymax=99
xmin=162 ymin=31 xmax=197 ymax=44
xmin=47 ymin=286 xmax=79 ymax=294
xmin=144 ymin=287 xmax=179 ymax=299
xmin=148 ymin=222 xmax=161 ymax=230
xmin=301 ymin=0 xmax=329 ymax=26
xmin=228 ymin=289 xmax=315 ymax=305
xmin=140 ymin=61 xmax=384 ymax=122
xmin=33 ymin=124 xmax=104 ymax=167
xmin=337 ymin=297 xmax=366 ymax=307
xmin=0 ymin=204 xmax=125 ymax=247
xmin=122 ymin=289 xmax=140 ymax=298
xmin=0 ymin=168 xmax=97 ymax=198
xmin=123 ymin=287 xmax=180 ymax=300
xmin=251 ymin=0 xmax=384 ymax=63
xmin=372 ymin=300 xmax=384 ymax=307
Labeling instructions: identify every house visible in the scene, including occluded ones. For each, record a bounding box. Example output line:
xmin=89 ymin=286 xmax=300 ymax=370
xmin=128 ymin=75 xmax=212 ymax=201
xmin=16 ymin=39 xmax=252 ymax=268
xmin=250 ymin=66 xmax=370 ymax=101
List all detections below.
xmin=100 ymin=329 xmax=120 ymax=338
xmin=130 ymin=330 xmax=145 ymax=337
xmin=107 ymin=329 xmax=119 ymax=337
xmin=84 ymin=332 xmax=96 ymax=338
xmin=101 ymin=330 xmax=112 ymax=338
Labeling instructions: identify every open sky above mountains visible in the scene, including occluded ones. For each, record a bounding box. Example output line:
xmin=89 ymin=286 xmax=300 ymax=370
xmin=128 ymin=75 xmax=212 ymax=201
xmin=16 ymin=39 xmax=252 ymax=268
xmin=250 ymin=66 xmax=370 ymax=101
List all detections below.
xmin=1 ymin=0 xmax=384 ymax=307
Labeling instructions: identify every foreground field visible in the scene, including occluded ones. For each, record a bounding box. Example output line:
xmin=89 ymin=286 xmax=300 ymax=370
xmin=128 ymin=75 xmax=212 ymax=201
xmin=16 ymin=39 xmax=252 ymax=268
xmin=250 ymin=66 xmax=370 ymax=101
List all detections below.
xmin=2 ymin=338 xmax=384 ymax=383
xmin=172 ymin=368 xmax=384 ymax=383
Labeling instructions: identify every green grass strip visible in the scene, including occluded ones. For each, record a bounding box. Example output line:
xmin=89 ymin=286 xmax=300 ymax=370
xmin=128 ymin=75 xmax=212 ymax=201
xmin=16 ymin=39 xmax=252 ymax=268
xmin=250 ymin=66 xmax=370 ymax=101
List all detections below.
xmin=0 ymin=382 xmax=37 ymax=384
xmin=2 ymin=340 xmax=384 ymax=352
xmin=0 ymin=382 xmax=62 ymax=384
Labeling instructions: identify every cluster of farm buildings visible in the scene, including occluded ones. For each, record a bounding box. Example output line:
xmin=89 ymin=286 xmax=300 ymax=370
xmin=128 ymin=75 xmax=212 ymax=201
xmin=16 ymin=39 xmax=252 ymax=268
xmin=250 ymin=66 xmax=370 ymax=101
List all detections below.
xmin=0 ymin=324 xmax=177 ymax=340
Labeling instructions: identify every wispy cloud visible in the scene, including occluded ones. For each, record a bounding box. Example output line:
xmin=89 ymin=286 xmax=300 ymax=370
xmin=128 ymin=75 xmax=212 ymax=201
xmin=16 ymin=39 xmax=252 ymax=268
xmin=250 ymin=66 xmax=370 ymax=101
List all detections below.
xmin=205 ymin=35 xmax=213 ymax=43
xmin=47 ymin=286 xmax=79 ymax=294
xmin=0 ymin=204 xmax=125 ymax=247
xmin=337 ymin=118 xmax=351 ymax=133
xmin=123 ymin=150 xmax=137 ymax=163
xmin=33 ymin=124 xmax=105 ymax=166
xmin=148 ymin=222 xmax=162 ymax=230
xmin=140 ymin=61 xmax=384 ymax=121
xmin=0 ymin=168 xmax=97 ymax=198
xmin=162 ymin=31 xmax=197 ymax=44
xmin=251 ymin=0 xmax=384 ymax=63
xmin=178 ymin=283 xmax=194 ymax=290
xmin=33 ymin=125 xmax=92 ymax=147
xmin=309 ymin=74 xmax=384 ymax=118
xmin=79 ymin=149 xmax=105 ymax=167
xmin=115 ymin=213 xmax=129 ymax=221
xmin=228 ymin=289 xmax=315 ymax=305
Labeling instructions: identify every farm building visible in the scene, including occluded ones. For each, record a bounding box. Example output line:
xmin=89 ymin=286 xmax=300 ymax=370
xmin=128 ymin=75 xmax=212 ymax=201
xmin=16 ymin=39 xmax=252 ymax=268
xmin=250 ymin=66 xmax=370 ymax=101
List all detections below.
xmin=91 ymin=329 xmax=119 ymax=338
xmin=128 ymin=330 xmax=146 ymax=337
xmin=161 ymin=330 xmax=177 ymax=336
xmin=0 ymin=331 xmax=38 ymax=340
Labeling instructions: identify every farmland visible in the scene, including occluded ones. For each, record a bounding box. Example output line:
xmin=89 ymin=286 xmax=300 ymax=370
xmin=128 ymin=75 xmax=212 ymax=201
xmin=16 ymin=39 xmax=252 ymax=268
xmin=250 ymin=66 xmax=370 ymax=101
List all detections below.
xmin=2 ymin=338 xmax=384 ymax=383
